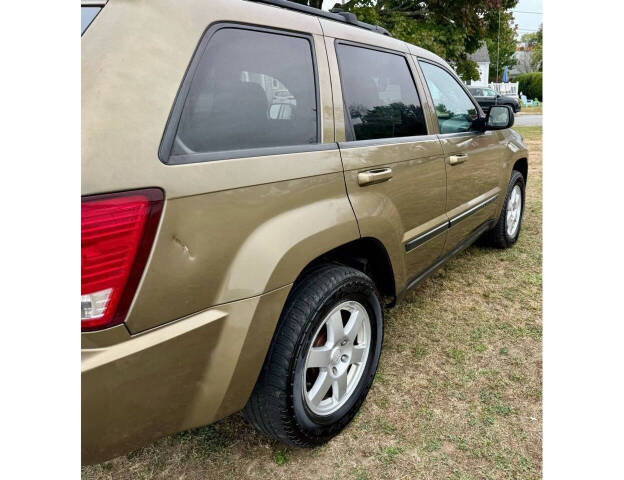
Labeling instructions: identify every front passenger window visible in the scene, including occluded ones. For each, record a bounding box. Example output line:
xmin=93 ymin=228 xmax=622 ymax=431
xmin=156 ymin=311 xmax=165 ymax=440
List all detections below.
xmin=419 ymin=61 xmax=478 ymax=134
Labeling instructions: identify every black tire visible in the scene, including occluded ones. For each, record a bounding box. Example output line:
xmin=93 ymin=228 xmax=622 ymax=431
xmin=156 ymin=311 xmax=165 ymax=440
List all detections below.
xmin=244 ymin=264 xmax=383 ymax=447
xmin=481 ymin=170 xmax=526 ymax=248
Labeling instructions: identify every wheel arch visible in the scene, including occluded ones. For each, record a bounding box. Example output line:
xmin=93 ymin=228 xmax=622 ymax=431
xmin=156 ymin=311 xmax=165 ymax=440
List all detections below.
xmin=513 ymin=157 xmax=528 ymax=182
xmin=293 ymin=237 xmax=397 ymax=305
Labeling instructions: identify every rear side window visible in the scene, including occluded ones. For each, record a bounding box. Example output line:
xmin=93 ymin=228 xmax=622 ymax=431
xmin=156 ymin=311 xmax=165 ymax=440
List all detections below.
xmin=172 ymin=28 xmax=318 ymax=157
xmin=419 ymin=61 xmax=478 ymax=134
xmin=336 ymin=44 xmax=427 ymax=141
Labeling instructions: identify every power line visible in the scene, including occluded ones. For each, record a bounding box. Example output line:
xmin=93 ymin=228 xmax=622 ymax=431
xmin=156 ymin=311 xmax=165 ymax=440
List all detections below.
xmin=512 ymin=10 xmax=543 ymax=14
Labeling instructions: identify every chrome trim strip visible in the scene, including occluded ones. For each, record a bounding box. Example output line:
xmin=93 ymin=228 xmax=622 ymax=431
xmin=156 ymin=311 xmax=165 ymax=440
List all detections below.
xmin=405 ymin=221 xmax=449 ymax=252
xmin=404 ymin=193 xmax=499 ymax=252
xmin=449 ymin=194 xmax=499 ymax=227
xmin=402 ymin=219 xmax=495 ymax=295
xmin=338 ymin=135 xmax=439 ymax=149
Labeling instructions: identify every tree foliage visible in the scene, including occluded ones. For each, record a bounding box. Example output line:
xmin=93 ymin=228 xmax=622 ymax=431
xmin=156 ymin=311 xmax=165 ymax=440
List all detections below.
xmin=330 ymin=0 xmax=518 ymax=81
xmin=520 ymin=30 xmax=538 ymax=47
xmin=516 ymin=72 xmax=542 ymax=101
xmin=530 ymin=24 xmax=542 ymax=71
xmin=290 ymin=0 xmax=324 ymax=8
xmin=485 ymin=10 xmax=518 ymax=82
xmin=520 ymin=24 xmax=542 ymax=72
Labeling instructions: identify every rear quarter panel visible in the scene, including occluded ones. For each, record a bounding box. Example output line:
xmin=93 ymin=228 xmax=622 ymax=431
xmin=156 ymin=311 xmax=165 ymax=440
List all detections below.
xmin=82 ymin=0 xmax=359 ymax=333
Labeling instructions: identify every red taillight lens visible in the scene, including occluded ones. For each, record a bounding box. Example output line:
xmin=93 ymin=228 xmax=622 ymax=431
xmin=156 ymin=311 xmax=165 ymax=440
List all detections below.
xmin=81 ymin=189 xmax=163 ymax=331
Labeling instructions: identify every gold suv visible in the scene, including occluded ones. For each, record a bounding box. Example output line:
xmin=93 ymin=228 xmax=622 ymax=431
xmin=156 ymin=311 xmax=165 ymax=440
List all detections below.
xmin=81 ymin=0 xmax=528 ymax=464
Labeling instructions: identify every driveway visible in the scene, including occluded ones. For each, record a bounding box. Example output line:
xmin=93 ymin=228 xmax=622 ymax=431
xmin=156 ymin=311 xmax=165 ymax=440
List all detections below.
xmin=515 ymin=114 xmax=542 ymax=126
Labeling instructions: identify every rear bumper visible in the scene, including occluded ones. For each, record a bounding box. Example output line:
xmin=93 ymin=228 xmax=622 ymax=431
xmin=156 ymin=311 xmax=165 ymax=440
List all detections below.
xmin=81 ymin=284 xmax=291 ymax=465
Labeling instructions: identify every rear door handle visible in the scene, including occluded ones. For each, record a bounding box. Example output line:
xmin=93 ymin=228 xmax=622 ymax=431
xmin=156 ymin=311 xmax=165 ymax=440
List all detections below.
xmin=449 ymin=154 xmax=468 ymax=166
xmin=357 ymin=167 xmax=393 ymax=186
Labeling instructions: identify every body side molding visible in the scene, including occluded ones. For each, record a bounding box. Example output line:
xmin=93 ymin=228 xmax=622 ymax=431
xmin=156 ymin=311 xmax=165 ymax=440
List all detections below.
xmin=404 ymin=193 xmax=499 ymax=252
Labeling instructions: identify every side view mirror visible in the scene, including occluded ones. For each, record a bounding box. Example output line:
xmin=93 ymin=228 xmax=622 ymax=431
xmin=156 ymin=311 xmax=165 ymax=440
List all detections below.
xmin=472 ymin=116 xmax=487 ymax=132
xmin=486 ymin=105 xmax=514 ymax=130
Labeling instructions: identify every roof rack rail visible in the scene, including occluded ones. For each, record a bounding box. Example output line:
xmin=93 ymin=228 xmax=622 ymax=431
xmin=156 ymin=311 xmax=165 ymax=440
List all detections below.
xmin=246 ymin=0 xmax=392 ymax=37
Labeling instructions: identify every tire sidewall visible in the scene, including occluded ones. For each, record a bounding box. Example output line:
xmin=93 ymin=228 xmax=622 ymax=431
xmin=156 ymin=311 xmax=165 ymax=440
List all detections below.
xmin=503 ymin=172 xmax=526 ymax=245
xmin=291 ymin=277 xmax=383 ymax=440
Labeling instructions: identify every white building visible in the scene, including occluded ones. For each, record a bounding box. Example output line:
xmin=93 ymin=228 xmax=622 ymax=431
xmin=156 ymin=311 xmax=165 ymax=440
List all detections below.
xmin=467 ymin=43 xmax=490 ymax=86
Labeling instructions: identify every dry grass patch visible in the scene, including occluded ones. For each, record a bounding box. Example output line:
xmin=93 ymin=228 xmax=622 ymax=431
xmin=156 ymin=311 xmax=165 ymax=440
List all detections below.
xmin=83 ymin=129 xmax=542 ymax=480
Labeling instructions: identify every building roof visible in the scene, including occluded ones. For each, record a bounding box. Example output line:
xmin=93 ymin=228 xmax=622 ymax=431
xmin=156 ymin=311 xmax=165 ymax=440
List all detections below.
xmin=468 ymin=43 xmax=490 ymax=63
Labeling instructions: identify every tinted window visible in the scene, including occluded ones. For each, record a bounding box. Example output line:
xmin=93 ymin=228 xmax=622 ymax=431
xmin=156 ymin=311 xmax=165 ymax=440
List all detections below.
xmin=172 ymin=28 xmax=318 ymax=157
xmin=336 ymin=44 xmax=427 ymax=141
xmin=419 ymin=61 xmax=478 ymax=134
xmin=470 ymin=87 xmax=483 ymax=96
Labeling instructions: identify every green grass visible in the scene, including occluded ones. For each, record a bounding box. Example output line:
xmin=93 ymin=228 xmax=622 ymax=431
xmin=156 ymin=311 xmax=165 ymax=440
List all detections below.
xmin=518 ymin=105 xmax=542 ymax=115
xmin=513 ymin=125 xmax=542 ymax=141
xmin=82 ymin=132 xmax=543 ymax=480
xmin=273 ymin=448 xmax=289 ymax=466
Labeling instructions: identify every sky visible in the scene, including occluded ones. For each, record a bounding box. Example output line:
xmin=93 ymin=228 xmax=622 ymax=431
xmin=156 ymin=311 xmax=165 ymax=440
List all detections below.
xmin=511 ymin=0 xmax=543 ymax=39
xmin=320 ymin=0 xmax=542 ymax=40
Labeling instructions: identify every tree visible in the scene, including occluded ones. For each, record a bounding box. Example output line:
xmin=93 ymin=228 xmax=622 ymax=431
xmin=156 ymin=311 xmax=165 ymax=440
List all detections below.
xmin=335 ymin=0 xmax=519 ymax=82
xmin=530 ymin=24 xmax=542 ymax=71
xmin=520 ymin=31 xmax=538 ymax=48
xmin=517 ymin=24 xmax=542 ymax=73
xmin=484 ymin=10 xmax=518 ymax=82
xmin=290 ymin=0 xmax=324 ymax=8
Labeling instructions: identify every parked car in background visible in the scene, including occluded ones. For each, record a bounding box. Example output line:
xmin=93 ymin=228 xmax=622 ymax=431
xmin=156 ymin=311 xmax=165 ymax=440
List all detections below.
xmin=82 ymin=0 xmax=528 ymax=465
xmin=468 ymin=86 xmax=521 ymax=113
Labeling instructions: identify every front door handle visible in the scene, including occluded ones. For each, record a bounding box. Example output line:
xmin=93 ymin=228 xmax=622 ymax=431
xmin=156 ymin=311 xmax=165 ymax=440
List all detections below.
xmin=449 ymin=154 xmax=468 ymax=166
xmin=357 ymin=167 xmax=393 ymax=186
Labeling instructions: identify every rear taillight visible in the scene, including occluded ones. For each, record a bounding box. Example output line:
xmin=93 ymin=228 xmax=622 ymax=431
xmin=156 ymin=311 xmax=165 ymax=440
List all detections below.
xmin=81 ymin=189 xmax=163 ymax=331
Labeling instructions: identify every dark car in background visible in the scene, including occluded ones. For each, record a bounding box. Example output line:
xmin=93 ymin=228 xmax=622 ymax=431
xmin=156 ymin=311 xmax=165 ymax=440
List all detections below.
xmin=468 ymin=86 xmax=521 ymax=113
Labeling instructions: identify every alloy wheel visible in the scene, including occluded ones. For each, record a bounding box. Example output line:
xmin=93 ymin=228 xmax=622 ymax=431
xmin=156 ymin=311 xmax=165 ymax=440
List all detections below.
xmin=302 ymin=301 xmax=372 ymax=416
xmin=506 ymin=184 xmax=523 ymax=237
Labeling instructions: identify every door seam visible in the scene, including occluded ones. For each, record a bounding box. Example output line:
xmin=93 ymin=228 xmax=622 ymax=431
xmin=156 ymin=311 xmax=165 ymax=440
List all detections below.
xmin=316 ymin=16 xmax=362 ymax=237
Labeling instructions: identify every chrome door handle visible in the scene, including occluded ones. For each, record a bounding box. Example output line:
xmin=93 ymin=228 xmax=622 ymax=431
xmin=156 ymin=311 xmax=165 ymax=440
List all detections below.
xmin=357 ymin=167 xmax=393 ymax=186
xmin=449 ymin=154 xmax=468 ymax=166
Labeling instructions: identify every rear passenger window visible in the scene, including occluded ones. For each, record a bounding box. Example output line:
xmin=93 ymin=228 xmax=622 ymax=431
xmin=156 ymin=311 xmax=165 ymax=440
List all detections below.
xmin=419 ymin=61 xmax=479 ymax=134
xmin=336 ymin=44 xmax=427 ymax=141
xmin=172 ymin=28 xmax=318 ymax=157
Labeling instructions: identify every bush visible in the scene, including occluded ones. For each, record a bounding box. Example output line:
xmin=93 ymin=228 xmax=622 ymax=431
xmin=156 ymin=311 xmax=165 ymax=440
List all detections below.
xmin=516 ymin=72 xmax=542 ymax=101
